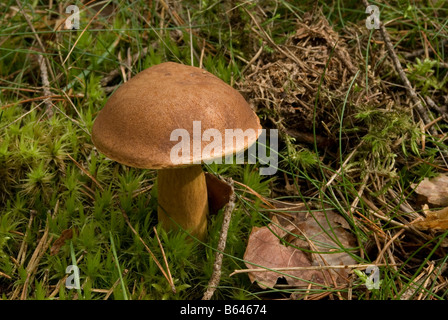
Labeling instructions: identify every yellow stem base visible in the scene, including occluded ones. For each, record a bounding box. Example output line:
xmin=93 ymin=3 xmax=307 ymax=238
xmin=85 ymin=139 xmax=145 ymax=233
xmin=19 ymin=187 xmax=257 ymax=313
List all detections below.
xmin=157 ymin=165 xmax=209 ymax=241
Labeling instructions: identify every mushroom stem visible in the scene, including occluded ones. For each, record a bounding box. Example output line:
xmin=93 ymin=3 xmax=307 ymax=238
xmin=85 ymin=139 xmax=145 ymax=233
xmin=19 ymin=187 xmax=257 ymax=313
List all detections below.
xmin=157 ymin=165 xmax=209 ymax=241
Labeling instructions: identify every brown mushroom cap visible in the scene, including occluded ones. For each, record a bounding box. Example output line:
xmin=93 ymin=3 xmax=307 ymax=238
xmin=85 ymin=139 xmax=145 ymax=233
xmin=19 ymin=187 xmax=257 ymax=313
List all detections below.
xmin=92 ymin=62 xmax=262 ymax=169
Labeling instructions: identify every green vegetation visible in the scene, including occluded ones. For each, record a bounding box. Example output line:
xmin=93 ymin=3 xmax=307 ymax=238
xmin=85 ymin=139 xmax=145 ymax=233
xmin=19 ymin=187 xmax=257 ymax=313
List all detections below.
xmin=1 ymin=0 xmax=447 ymax=300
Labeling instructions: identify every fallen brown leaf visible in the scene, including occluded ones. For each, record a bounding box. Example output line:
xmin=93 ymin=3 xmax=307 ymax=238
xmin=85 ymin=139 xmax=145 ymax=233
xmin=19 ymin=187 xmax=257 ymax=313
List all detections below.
xmin=413 ymin=206 xmax=448 ymax=231
xmin=205 ymin=172 xmax=233 ymax=214
xmin=244 ymin=217 xmax=325 ymax=289
xmin=243 ymin=205 xmax=357 ymax=289
xmin=50 ymin=228 xmax=75 ymax=256
xmin=290 ymin=209 xmax=357 ymax=269
xmin=412 ymin=174 xmax=448 ymax=207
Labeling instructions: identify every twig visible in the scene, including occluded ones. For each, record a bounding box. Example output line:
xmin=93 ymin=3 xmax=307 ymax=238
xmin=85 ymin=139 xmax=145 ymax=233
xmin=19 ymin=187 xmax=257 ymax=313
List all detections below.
xmin=100 ymin=43 xmax=158 ymax=88
xmin=362 ymin=0 xmax=434 ymax=134
xmin=19 ymin=217 xmax=53 ymax=300
xmin=15 ymin=0 xmax=55 ymax=117
xmin=380 ymin=23 xmax=432 ymax=128
xmin=1 ymin=94 xmax=80 ymax=110
xmin=187 ymin=8 xmax=194 ymax=66
xmin=241 ymin=44 xmax=264 ymax=75
xmin=425 ymin=96 xmax=447 ymax=118
xmin=323 ymin=140 xmax=363 ymax=190
xmin=117 ymin=51 xmax=127 ymax=83
xmin=199 ymin=39 xmax=206 ymax=69
xmin=202 ymin=177 xmax=235 ymax=300
xmin=13 ymin=210 xmax=36 ymax=276
xmin=104 ymin=269 xmax=129 ymax=300
xmin=37 ymin=55 xmax=53 ymax=117
xmin=374 ymin=229 xmax=405 ymax=265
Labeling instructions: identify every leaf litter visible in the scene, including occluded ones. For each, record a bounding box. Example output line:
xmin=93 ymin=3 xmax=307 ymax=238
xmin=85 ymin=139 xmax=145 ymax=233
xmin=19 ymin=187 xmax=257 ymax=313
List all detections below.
xmin=238 ymin=10 xmax=366 ymax=293
xmin=412 ymin=174 xmax=448 ymax=207
xmin=243 ymin=201 xmax=357 ymax=290
xmin=237 ymin=6 xmax=448 ymax=299
xmin=408 ymin=174 xmax=448 ymax=231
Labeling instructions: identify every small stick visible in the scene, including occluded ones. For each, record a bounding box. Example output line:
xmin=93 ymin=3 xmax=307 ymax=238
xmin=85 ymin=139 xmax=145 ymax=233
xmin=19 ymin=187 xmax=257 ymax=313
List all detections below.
xmin=199 ymin=39 xmax=206 ymax=69
xmin=241 ymin=44 xmax=264 ymax=75
xmin=14 ymin=210 xmax=36 ymax=274
xmin=19 ymin=218 xmax=53 ymax=300
xmin=104 ymin=269 xmax=129 ymax=300
xmin=424 ymin=116 xmax=443 ymax=131
xmin=118 ymin=51 xmax=127 ymax=83
xmin=37 ymin=55 xmax=54 ymax=118
xmin=187 ymin=9 xmax=194 ymax=66
xmin=425 ymin=96 xmax=447 ymax=117
xmin=202 ymin=177 xmax=235 ymax=300
xmin=324 ymin=140 xmax=363 ymax=190
xmin=374 ymin=229 xmax=406 ymax=265
xmin=15 ymin=0 xmax=55 ymax=117
xmin=362 ymin=0 xmax=434 ymax=134
xmin=1 ymin=94 xmax=80 ymax=110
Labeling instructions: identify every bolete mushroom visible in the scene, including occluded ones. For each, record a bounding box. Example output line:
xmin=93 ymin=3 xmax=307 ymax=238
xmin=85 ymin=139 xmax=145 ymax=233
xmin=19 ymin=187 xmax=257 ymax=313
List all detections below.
xmin=91 ymin=62 xmax=261 ymax=241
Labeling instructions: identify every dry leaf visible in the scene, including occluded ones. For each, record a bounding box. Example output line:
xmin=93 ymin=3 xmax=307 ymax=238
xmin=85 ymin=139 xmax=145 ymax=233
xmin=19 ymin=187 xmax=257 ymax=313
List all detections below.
xmin=243 ymin=205 xmax=357 ymax=289
xmin=290 ymin=209 xmax=357 ymax=269
xmin=412 ymin=174 xmax=448 ymax=207
xmin=50 ymin=228 xmax=74 ymax=256
xmin=205 ymin=172 xmax=233 ymax=214
xmin=244 ymin=217 xmax=325 ymax=289
xmin=413 ymin=206 xmax=448 ymax=230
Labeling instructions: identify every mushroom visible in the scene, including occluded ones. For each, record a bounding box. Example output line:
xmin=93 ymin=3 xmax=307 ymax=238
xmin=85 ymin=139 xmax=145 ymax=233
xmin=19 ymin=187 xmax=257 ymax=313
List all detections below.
xmin=91 ymin=62 xmax=261 ymax=241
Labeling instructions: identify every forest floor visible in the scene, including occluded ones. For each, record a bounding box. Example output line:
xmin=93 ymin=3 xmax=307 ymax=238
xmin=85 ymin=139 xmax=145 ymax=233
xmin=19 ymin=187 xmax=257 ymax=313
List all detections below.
xmin=1 ymin=0 xmax=448 ymax=300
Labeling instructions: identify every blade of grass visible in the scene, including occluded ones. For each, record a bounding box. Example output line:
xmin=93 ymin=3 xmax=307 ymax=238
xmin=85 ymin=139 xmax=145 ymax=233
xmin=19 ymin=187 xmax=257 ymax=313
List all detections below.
xmin=62 ymin=0 xmax=113 ymax=66
xmin=153 ymin=226 xmax=176 ymax=294
xmin=109 ymin=231 xmax=129 ymax=300
xmin=119 ymin=208 xmax=174 ymax=293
